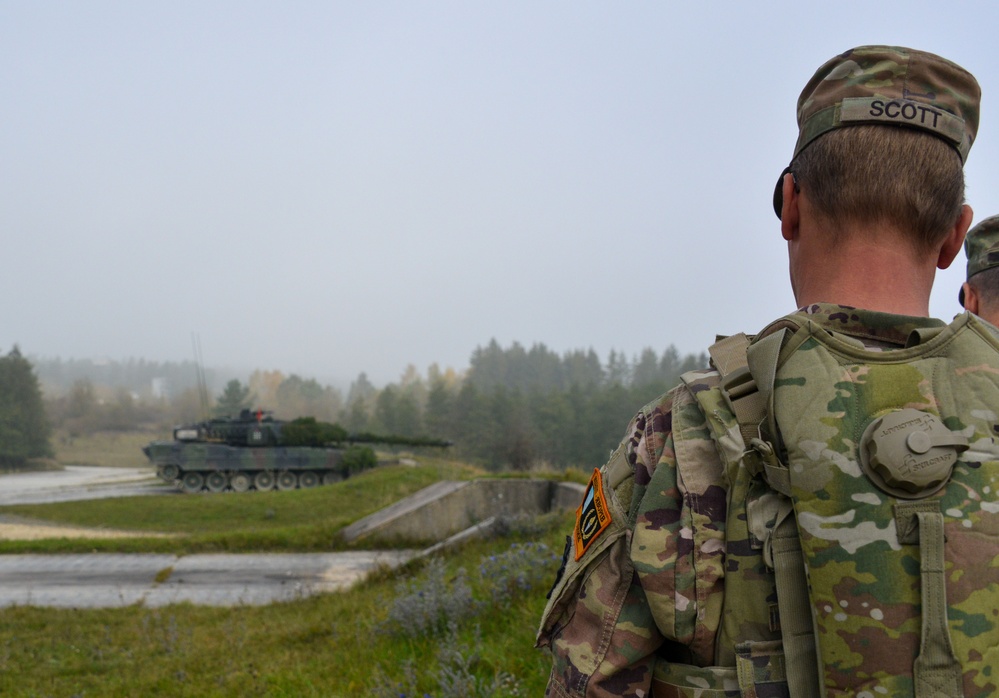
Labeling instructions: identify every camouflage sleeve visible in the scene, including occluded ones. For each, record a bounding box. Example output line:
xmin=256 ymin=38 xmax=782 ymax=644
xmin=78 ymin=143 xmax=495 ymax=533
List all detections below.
xmin=631 ymin=379 xmax=726 ymax=667
xmin=536 ymin=401 xmax=665 ymax=697
xmin=538 ymin=378 xmax=725 ymax=698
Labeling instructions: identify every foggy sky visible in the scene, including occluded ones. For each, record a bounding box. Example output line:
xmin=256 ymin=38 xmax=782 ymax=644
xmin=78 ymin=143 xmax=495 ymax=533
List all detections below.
xmin=4 ymin=2 xmax=999 ymax=387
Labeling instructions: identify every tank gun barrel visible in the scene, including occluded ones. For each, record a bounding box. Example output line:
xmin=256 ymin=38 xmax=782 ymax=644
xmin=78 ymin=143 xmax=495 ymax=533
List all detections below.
xmin=276 ymin=417 xmax=450 ymax=449
xmin=344 ymin=432 xmax=452 ymax=448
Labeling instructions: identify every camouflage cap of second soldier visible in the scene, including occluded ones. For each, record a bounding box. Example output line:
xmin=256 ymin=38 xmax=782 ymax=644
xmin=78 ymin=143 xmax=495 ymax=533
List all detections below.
xmin=960 ymin=215 xmax=999 ymax=306
xmin=774 ymin=45 xmax=981 ymax=219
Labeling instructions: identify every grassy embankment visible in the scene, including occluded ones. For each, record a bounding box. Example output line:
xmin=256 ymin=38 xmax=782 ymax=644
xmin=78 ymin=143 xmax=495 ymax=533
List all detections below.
xmin=0 ymin=442 xmax=576 ymax=696
xmin=0 ymin=460 xmax=478 ymax=555
xmin=0 ymin=507 xmax=572 ymax=696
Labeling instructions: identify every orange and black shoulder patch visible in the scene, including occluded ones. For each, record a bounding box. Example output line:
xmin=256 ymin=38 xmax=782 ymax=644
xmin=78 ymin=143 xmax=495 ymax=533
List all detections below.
xmin=574 ymin=468 xmax=612 ymax=561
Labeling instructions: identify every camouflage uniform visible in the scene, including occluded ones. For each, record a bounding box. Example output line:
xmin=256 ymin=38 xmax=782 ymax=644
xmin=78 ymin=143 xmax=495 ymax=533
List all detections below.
xmin=538 ymin=46 xmax=985 ymax=698
xmin=960 ymin=215 xmax=999 ymax=307
xmin=537 ymin=304 xmax=953 ymax=697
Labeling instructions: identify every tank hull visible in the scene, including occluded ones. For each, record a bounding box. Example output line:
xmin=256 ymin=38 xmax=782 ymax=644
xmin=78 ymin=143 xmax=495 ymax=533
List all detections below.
xmin=144 ymin=440 xmax=362 ymax=493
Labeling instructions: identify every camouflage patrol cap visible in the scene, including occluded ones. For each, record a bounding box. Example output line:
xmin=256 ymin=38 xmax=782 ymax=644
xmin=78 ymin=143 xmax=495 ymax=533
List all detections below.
xmin=959 ymin=215 xmax=999 ymax=306
xmin=795 ymin=45 xmax=980 ymax=162
xmin=774 ymin=45 xmax=981 ymax=219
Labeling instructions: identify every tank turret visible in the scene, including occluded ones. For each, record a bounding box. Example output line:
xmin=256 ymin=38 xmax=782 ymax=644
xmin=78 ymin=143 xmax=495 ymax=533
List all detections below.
xmin=143 ymin=411 xmax=450 ymax=493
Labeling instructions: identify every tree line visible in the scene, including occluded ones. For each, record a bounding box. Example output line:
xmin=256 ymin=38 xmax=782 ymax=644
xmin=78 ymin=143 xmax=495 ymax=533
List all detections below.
xmin=337 ymin=341 xmax=708 ymax=470
xmin=17 ymin=341 xmax=707 ymax=471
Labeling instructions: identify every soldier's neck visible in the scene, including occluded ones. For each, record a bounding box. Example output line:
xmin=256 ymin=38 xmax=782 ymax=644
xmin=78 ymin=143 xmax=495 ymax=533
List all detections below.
xmin=789 ymin=225 xmax=935 ymax=317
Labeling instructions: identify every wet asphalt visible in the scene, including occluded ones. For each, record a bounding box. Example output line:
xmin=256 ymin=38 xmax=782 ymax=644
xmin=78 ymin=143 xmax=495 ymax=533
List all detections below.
xmin=0 ymin=466 xmax=417 ymax=608
xmin=0 ymin=465 xmax=172 ymax=506
xmin=0 ymin=551 xmax=417 ymax=608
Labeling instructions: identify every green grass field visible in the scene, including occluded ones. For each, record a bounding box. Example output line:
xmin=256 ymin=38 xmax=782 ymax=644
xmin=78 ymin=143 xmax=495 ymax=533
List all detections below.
xmin=0 ymin=460 xmax=478 ymax=554
xmin=0 ymin=448 xmax=574 ymax=696
xmin=0 ymin=510 xmax=571 ymax=696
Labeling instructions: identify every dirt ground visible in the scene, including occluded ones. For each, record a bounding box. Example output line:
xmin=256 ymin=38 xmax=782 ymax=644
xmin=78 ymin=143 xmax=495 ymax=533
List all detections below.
xmin=0 ymin=465 xmax=174 ymax=540
xmin=0 ymin=514 xmax=169 ymax=540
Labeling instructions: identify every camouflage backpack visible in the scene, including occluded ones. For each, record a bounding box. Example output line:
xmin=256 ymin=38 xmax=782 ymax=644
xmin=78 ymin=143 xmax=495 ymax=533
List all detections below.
xmin=687 ymin=311 xmax=999 ymax=697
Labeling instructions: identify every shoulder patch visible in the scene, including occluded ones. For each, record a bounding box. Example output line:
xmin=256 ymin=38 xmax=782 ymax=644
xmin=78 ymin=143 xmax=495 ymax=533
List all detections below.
xmin=574 ymin=468 xmax=612 ymax=561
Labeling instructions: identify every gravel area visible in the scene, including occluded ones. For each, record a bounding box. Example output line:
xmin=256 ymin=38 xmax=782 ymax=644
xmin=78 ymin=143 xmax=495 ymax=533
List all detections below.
xmin=0 ymin=513 xmax=170 ymax=540
xmin=0 ymin=465 xmax=174 ymax=540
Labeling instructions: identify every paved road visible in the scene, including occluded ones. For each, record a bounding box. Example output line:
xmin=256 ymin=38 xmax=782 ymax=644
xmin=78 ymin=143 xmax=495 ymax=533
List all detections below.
xmin=0 ymin=467 xmax=419 ymax=608
xmin=0 ymin=465 xmax=172 ymax=506
xmin=0 ymin=551 xmax=417 ymax=608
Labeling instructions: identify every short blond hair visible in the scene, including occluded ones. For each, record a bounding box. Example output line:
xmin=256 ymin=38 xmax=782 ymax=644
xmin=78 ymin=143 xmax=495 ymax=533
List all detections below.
xmin=792 ymin=126 xmax=965 ymax=253
xmin=970 ymin=267 xmax=999 ymax=309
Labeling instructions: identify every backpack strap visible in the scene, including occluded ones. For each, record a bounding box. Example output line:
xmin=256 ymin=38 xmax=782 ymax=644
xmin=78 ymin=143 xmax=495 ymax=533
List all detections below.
xmin=710 ymin=333 xmax=762 ymax=447
xmin=766 ymin=505 xmax=820 ymax=698
xmin=712 ymin=329 xmax=792 ymax=495
xmin=711 ymin=326 xmax=821 ymax=698
xmin=913 ymin=506 xmax=963 ymax=697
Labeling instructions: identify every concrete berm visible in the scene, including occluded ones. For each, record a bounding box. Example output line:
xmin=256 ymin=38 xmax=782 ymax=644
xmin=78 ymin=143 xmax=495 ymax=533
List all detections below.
xmin=340 ymin=478 xmax=584 ymax=545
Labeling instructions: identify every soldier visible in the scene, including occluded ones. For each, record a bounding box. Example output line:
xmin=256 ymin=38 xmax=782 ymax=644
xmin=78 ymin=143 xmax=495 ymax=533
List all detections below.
xmin=959 ymin=215 xmax=999 ymax=324
xmin=538 ymin=46 xmax=983 ymax=697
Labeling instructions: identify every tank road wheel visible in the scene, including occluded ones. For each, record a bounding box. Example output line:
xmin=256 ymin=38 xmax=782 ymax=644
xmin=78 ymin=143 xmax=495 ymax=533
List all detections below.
xmin=299 ymin=471 xmax=319 ymax=489
xmin=254 ymin=471 xmax=275 ymax=491
xmin=181 ymin=472 xmax=205 ymax=493
xmin=230 ymin=472 xmax=252 ymax=493
xmin=206 ymin=471 xmax=228 ymax=493
xmin=322 ymin=471 xmax=344 ymax=486
xmin=276 ymin=471 xmax=298 ymax=491
xmin=159 ymin=464 xmax=180 ymax=481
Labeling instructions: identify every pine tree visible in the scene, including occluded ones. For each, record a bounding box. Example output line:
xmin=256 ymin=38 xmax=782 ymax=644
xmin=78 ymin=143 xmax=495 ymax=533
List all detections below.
xmin=424 ymin=377 xmax=455 ymax=439
xmin=214 ymin=379 xmax=253 ymax=417
xmin=0 ymin=346 xmax=53 ymax=467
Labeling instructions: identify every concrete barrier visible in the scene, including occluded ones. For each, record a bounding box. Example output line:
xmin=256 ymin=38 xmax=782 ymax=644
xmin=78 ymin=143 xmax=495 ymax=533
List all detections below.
xmin=341 ymin=478 xmax=584 ymax=545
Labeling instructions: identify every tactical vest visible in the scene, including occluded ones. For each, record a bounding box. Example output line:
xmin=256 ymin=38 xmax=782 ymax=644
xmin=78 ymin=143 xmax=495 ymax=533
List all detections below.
xmin=655 ymin=312 xmax=999 ymax=697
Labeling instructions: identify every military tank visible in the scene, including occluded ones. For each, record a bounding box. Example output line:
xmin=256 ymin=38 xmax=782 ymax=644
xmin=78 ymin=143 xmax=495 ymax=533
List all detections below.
xmin=143 ymin=410 xmax=450 ymax=493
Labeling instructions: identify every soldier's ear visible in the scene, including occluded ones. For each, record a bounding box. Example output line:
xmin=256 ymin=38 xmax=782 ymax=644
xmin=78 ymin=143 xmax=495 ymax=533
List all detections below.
xmin=962 ymin=283 xmax=980 ymax=314
xmin=780 ymin=172 xmax=799 ymax=242
xmin=936 ymin=204 xmax=973 ymax=270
